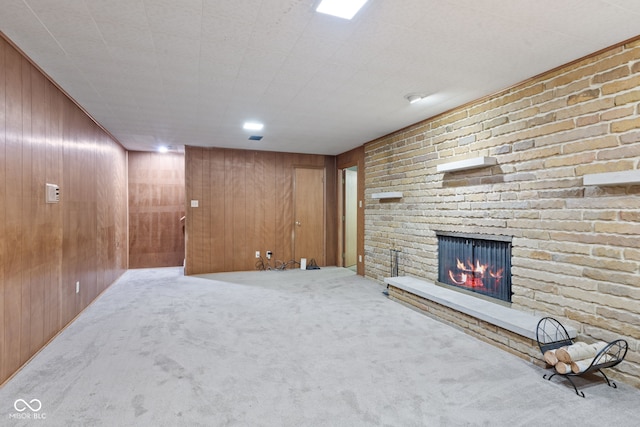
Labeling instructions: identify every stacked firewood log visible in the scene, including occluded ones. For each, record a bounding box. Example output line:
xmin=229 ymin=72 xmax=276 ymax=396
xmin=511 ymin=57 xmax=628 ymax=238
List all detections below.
xmin=543 ymin=341 xmax=613 ymax=374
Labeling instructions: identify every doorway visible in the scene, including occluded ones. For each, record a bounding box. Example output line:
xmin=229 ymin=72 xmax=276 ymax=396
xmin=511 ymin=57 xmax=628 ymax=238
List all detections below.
xmin=293 ymin=167 xmax=325 ymax=265
xmin=344 ymin=167 xmax=358 ymax=270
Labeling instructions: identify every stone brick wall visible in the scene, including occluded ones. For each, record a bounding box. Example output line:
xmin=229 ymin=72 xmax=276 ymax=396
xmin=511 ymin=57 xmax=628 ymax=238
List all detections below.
xmin=364 ymin=38 xmax=640 ymax=388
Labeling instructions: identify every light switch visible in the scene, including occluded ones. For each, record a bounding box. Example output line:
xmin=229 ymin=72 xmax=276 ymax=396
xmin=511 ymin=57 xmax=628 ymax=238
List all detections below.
xmin=190 ymin=200 xmax=199 ymax=208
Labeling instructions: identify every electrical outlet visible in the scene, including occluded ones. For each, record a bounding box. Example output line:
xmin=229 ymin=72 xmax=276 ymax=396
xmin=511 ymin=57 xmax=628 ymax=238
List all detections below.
xmin=255 ymin=251 xmax=260 ymax=258
xmin=266 ymin=251 xmax=272 ymax=260
xmin=76 ymin=281 xmax=80 ymax=294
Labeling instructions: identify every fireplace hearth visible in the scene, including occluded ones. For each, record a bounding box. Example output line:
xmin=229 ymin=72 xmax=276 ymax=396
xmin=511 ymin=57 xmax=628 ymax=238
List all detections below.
xmin=437 ymin=232 xmax=512 ymax=302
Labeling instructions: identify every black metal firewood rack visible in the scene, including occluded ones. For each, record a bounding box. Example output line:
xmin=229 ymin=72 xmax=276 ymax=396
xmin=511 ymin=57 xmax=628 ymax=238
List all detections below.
xmin=536 ymin=317 xmax=628 ymax=397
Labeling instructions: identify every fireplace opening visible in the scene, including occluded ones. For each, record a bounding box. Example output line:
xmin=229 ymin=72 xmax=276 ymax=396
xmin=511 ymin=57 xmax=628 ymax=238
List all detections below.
xmin=437 ymin=232 xmax=512 ymax=303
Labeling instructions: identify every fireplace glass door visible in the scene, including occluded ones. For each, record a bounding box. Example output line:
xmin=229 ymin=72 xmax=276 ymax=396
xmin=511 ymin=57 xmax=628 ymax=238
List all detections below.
xmin=437 ymin=234 xmax=512 ymax=302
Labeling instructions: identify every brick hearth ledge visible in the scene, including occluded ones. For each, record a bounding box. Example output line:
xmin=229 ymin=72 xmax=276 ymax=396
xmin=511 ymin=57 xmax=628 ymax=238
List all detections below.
xmin=385 ymin=276 xmax=577 ymax=341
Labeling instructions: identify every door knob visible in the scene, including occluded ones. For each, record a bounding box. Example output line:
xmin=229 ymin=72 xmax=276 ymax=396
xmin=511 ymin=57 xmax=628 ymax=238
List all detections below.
xmin=295 ymin=221 xmax=302 ymax=226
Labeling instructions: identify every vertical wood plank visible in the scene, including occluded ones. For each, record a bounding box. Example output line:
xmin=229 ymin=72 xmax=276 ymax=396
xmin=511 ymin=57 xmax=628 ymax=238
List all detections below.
xmin=29 ymin=64 xmax=46 ymax=355
xmin=223 ymin=150 xmax=234 ymax=271
xmin=185 ymin=146 xmax=204 ymax=274
xmin=96 ymin=130 xmax=109 ymax=294
xmin=232 ymin=150 xmax=246 ymax=270
xmin=324 ymin=156 xmax=337 ymax=266
xmin=244 ymin=151 xmax=255 ymax=271
xmin=20 ymin=57 xmax=32 ymax=362
xmin=201 ymin=149 xmax=212 ymax=271
xmin=4 ymin=43 xmax=23 ymax=377
xmin=263 ymin=151 xmax=276 ymax=264
xmin=0 ymin=36 xmax=7 ymax=381
xmin=280 ymin=154 xmax=293 ymax=261
xmin=44 ymin=81 xmax=63 ymax=340
xmin=209 ymin=148 xmax=225 ymax=272
xmin=254 ymin=152 xmax=265 ymax=262
xmin=274 ymin=153 xmax=286 ymax=261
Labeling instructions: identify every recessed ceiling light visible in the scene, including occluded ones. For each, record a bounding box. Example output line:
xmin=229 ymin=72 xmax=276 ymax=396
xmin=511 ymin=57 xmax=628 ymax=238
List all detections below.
xmin=158 ymin=146 xmax=169 ymax=153
xmin=316 ymin=0 xmax=368 ymax=20
xmin=243 ymin=122 xmax=264 ymax=131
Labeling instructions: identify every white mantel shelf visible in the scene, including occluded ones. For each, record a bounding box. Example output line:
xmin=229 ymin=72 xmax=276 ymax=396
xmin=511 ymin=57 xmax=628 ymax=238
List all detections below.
xmin=372 ymin=192 xmax=403 ymax=200
xmin=437 ymin=156 xmax=497 ymax=173
xmin=583 ymin=170 xmax=640 ymax=186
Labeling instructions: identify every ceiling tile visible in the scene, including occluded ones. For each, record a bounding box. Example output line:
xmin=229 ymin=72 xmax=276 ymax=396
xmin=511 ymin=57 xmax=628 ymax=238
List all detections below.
xmin=2 ymin=0 xmax=640 ymax=155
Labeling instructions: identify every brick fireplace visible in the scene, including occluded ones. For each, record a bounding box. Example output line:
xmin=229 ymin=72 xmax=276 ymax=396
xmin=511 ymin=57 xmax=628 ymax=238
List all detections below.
xmin=364 ymin=38 xmax=640 ymax=388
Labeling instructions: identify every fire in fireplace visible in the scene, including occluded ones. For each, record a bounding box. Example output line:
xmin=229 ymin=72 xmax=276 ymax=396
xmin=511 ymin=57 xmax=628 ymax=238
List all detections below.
xmin=437 ymin=232 xmax=512 ymax=302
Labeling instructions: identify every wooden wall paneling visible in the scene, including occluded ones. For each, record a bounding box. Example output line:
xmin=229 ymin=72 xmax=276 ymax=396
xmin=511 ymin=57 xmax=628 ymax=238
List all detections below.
xmin=223 ymin=150 xmax=234 ymax=271
xmin=273 ymin=153 xmax=283 ymax=262
xmin=128 ymin=152 xmax=185 ymax=268
xmin=171 ymin=153 xmax=186 ymax=266
xmin=4 ymin=43 xmax=23 ymax=378
xmin=244 ymin=151 xmax=256 ymax=271
xmin=84 ymin=124 xmax=98 ymax=308
xmin=127 ymin=152 xmax=141 ymax=266
xmin=185 ymin=147 xmax=204 ymax=274
xmin=29 ymin=64 xmax=47 ymax=356
xmin=207 ymin=148 xmax=224 ymax=272
xmin=200 ymin=150 xmax=211 ymax=266
xmin=79 ymin=126 xmax=93 ymax=306
xmin=108 ymin=145 xmax=123 ymax=278
xmin=253 ymin=152 xmax=265 ymax=269
xmin=0 ymin=36 xmax=6 ymax=381
xmin=60 ymin=104 xmax=71 ymax=325
xmin=113 ymin=143 xmax=125 ymax=278
xmin=96 ymin=131 xmax=110 ymax=292
xmin=263 ymin=151 xmax=277 ymax=266
xmin=103 ymin=142 xmax=116 ymax=287
xmin=324 ymin=155 xmax=338 ymax=266
xmin=198 ymin=149 xmax=210 ymax=272
xmin=336 ymin=169 xmax=344 ymax=267
xmin=19 ymin=56 xmax=33 ymax=362
xmin=183 ymin=147 xmax=337 ymax=274
xmin=0 ymin=36 xmax=127 ymax=385
xmin=111 ymin=139 xmax=124 ymax=280
xmin=44 ymin=80 xmax=62 ymax=342
xmin=129 ymin=152 xmax=149 ymax=268
xmin=61 ymin=103 xmax=80 ymax=326
xmin=116 ymin=147 xmax=127 ymax=275
xmin=105 ymin=142 xmax=125 ymax=282
xmin=277 ymin=153 xmax=290 ymax=262
xmin=232 ymin=150 xmax=247 ymax=270
xmin=170 ymin=154 xmax=185 ymax=265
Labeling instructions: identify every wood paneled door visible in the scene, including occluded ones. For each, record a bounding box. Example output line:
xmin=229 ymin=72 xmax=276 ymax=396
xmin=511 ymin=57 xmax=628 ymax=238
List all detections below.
xmin=293 ymin=167 xmax=325 ymax=266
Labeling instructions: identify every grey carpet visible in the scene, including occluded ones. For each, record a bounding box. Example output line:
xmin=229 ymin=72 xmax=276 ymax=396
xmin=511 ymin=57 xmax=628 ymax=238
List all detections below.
xmin=1 ymin=267 xmax=638 ymax=426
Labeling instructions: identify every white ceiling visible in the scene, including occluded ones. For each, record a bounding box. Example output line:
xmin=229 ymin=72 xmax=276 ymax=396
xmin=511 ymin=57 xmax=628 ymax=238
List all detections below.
xmin=1 ymin=1 xmax=640 ymax=155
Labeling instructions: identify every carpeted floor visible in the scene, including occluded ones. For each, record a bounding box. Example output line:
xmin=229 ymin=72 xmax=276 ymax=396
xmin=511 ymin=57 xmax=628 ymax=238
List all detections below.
xmin=1 ymin=267 xmax=638 ymax=426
